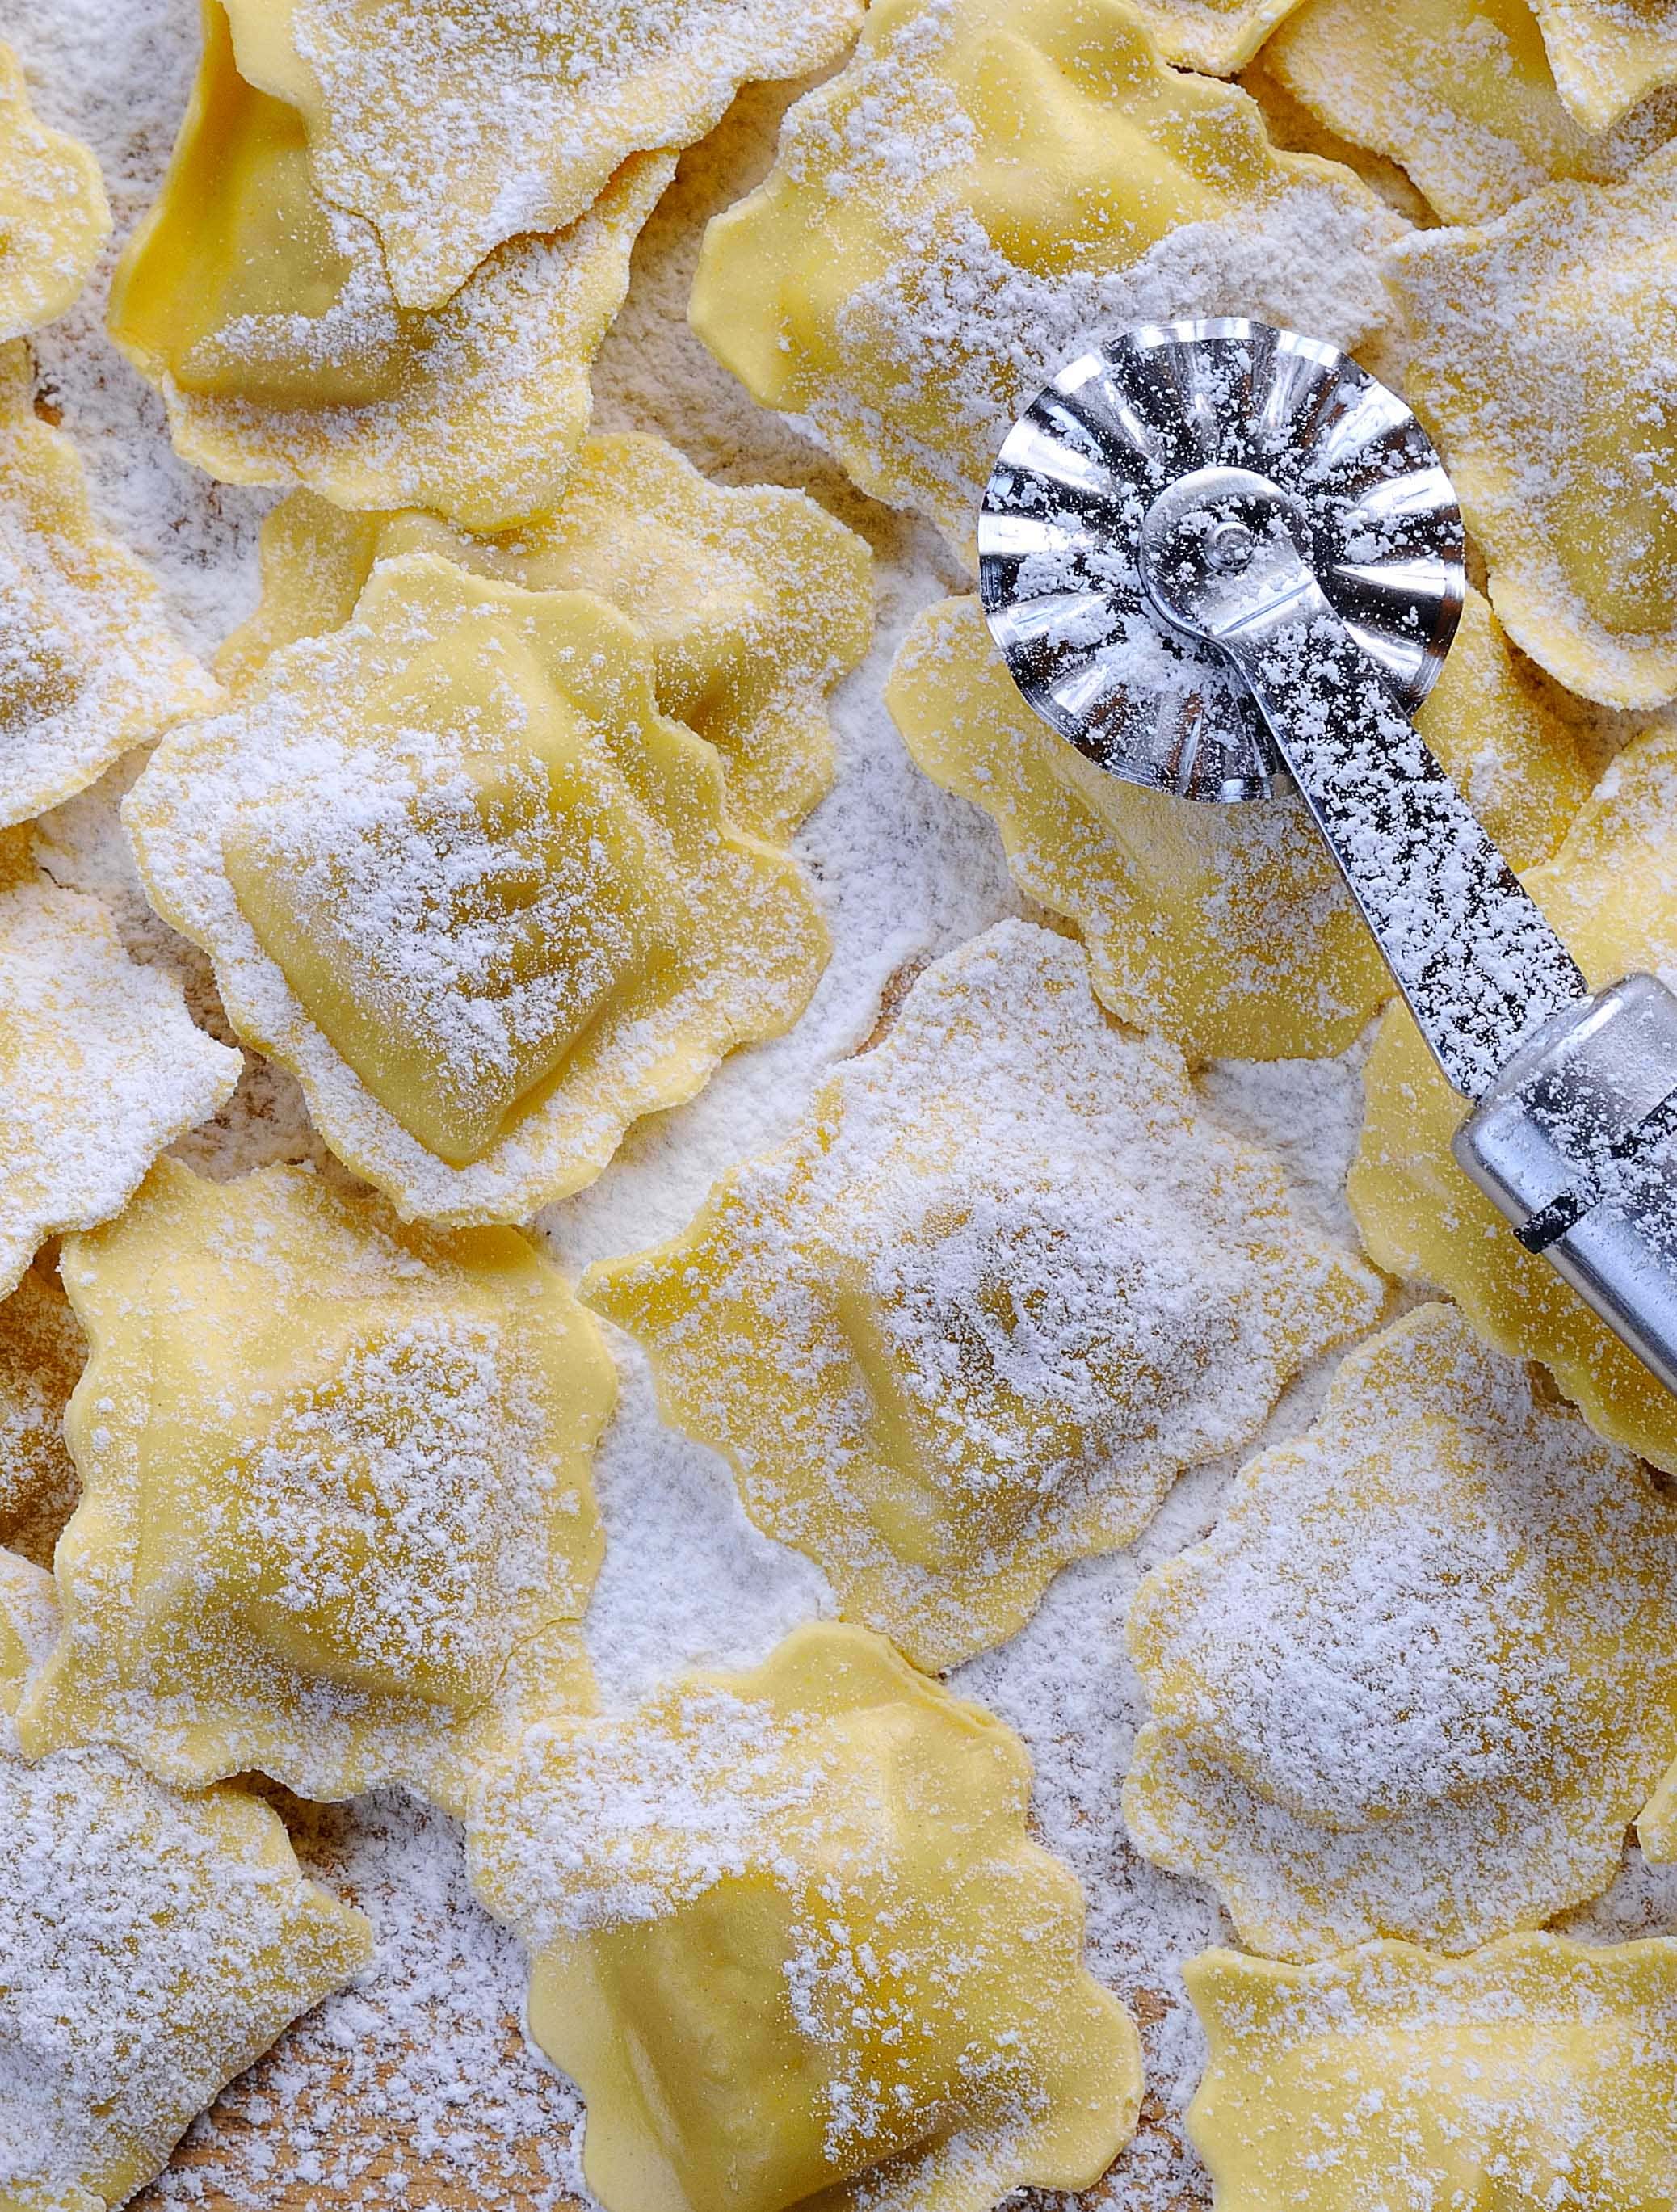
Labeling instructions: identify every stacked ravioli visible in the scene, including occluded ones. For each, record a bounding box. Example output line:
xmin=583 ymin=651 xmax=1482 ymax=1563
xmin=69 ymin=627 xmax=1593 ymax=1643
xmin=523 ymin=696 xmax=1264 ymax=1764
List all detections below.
xmin=107 ymin=0 xmax=866 ymax=526
xmin=2 ymin=6 xmax=906 ymax=2202
xmin=3 ymin=9 xmax=1141 ymax=2209
xmin=7 ymin=0 xmax=1677 ymax=2207
xmin=683 ymin=0 xmax=1677 ymax=2201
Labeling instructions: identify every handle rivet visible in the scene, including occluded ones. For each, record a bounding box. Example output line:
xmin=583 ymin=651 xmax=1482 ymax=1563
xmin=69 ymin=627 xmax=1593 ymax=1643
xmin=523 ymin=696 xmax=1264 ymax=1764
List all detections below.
xmin=1204 ymin=519 xmax=1255 ymax=574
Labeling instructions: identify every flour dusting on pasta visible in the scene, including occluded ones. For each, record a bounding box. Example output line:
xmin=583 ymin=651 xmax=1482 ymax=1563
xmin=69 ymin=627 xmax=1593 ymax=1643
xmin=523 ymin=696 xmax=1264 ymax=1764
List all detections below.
xmin=5 ymin=0 xmax=1677 ymax=2201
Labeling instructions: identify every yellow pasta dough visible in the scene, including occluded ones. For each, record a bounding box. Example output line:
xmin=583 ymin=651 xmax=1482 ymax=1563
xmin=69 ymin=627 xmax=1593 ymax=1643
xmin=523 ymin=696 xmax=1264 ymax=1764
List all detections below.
xmin=886 ymin=590 xmax=1595 ymax=1059
xmin=1259 ymin=0 xmax=1677 ymax=223
xmin=1238 ymin=57 xmax=1437 ymax=227
xmin=16 ymin=1157 xmax=616 ymax=1812
xmin=689 ymin=0 xmax=1398 ymax=566
xmin=124 ymin=552 xmax=830 ymax=1226
xmin=0 ymin=1533 xmax=53 ymax=1690
xmin=0 ymin=1547 xmax=372 ymax=2212
xmin=213 ymin=438 xmax=874 ymax=844
xmin=222 ymin=0 xmax=865 ymax=313
xmin=0 ymin=41 xmax=109 ymax=341
xmin=1532 ymin=0 xmax=1677 ymax=129
xmin=0 ymin=342 xmax=220 ymax=826
xmin=1121 ymin=0 xmax=1308 ymax=71
xmin=0 ymin=848 xmax=238 ymax=1302
xmin=585 ymin=923 xmax=1380 ymax=1670
xmin=0 ymin=1256 xmax=82 ymax=1569
xmin=1637 ymin=1731 xmax=1677 ymax=1856
xmin=1349 ymin=721 xmax=1677 ymax=1485
xmin=1186 ymin=1934 xmax=1677 ymax=2210
xmin=468 ymin=1621 xmax=1141 ymax=2212
xmin=108 ymin=2 xmax=671 ymax=532
xmin=1393 ymin=147 xmax=1677 ymax=706
xmin=1125 ymin=1304 xmax=1677 ymax=1960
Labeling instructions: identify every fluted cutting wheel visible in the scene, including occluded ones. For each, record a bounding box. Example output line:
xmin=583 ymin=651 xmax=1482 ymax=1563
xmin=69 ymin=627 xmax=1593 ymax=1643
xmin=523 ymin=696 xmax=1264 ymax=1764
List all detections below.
xmin=977 ymin=318 xmax=1466 ymax=803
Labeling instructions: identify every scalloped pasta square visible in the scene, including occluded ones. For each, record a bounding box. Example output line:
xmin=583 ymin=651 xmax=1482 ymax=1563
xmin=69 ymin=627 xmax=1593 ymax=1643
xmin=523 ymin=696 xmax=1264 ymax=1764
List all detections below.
xmin=213 ymin=435 xmax=875 ymax=843
xmin=107 ymin=2 xmax=671 ymax=532
xmin=1124 ymin=1303 xmax=1677 ymax=1961
xmin=1348 ymin=721 xmax=1677 ymax=1504
xmin=223 ymin=0 xmax=866 ymax=313
xmin=1393 ymin=146 xmax=1677 ymax=707
xmin=468 ymin=1621 xmax=1141 ymax=2212
xmin=886 ymin=591 xmax=1595 ymax=1058
xmin=689 ymin=0 xmax=1399 ymax=566
xmin=585 ymin=923 xmax=1380 ymax=1670
xmin=1260 ymin=0 xmax=1677 ymax=224
xmin=16 ymin=1158 xmax=616 ymax=1813
xmin=1187 ymin=1935 xmax=1677 ymax=2211
xmin=1533 ymin=0 xmax=1677 ymax=129
xmin=0 ymin=343 xmax=220 ymax=826
xmin=124 ymin=552 xmax=829 ymax=1226
xmin=0 ymin=41 xmax=109 ymax=340
xmin=0 ymin=1546 xmax=372 ymax=2211
xmin=0 ymin=852 xmax=237 ymax=1301
xmin=0 ymin=1258 xmax=82 ymax=1568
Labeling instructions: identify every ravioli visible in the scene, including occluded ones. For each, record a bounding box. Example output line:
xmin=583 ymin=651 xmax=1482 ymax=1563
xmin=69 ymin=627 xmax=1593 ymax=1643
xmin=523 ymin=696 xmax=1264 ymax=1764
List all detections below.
xmin=689 ymin=0 xmax=1398 ymax=566
xmin=0 ymin=1547 xmax=372 ymax=2212
xmin=0 ymin=41 xmax=109 ymax=340
xmin=1125 ymin=1304 xmax=1677 ymax=1960
xmin=213 ymin=436 xmax=875 ymax=843
xmin=1393 ymin=146 xmax=1677 ymax=706
xmin=0 ymin=1533 xmax=52 ymax=1689
xmin=0 ymin=847 xmax=238 ymax=1301
xmin=1260 ymin=0 xmax=1677 ymax=223
xmin=222 ymin=0 xmax=865 ymax=312
xmin=585 ymin=923 xmax=1380 ymax=1670
xmin=124 ymin=553 xmax=830 ymax=1226
xmin=1239 ymin=63 xmax=1437 ymax=227
xmin=108 ymin=2 xmax=670 ymax=533
xmin=886 ymin=590 xmax=1595 ymax=1059
xmin=468 ymin=1621 xmax=1141 ymax=2212
xmin=1349 ymin=721 xmax=1677 ymax=1485
xmin=1122 ymin=0 xmax=1309 ymax=71
xmin=1532 ymin=0 xmax=1677 ymax=129
xmin=0 ymin=1258 xmax=82 ymax=1569
xmin=16 ymin=1157 xmax=616 ymax=1812
xmin=0 ymin=343 xmax=220 ymax=826
xmin=1187 ymin=1935 xmax=1677 ymax=2211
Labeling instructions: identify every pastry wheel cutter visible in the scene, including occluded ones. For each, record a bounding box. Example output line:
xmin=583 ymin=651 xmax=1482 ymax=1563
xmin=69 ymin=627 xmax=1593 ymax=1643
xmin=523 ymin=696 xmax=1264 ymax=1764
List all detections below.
xmin=978 ymin=316 xmax=1677 ymax=1397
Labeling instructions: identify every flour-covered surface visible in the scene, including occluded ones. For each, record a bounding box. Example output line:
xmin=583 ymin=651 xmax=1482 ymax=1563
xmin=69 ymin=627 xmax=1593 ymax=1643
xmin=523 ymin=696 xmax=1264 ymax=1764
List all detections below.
xmin=3 ymin=0 xmax=1677 ymax=2206
xmin=0 ymin=1258 xmax=82 ymax=1568
xmin=0 ymin=1557 xmax=374 ymax=2211
xmin=145 ymin=1789 xmax=591 ymax=2210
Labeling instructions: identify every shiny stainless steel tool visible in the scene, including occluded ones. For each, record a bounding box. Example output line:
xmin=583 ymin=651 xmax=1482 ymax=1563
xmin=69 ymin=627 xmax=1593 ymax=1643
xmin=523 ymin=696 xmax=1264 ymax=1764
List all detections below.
xmin=979 ymin=316 xmax=1677 ymax=1395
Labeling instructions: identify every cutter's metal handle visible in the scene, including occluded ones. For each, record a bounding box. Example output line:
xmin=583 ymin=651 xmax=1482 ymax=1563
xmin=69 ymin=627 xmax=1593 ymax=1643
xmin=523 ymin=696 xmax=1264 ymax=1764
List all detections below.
xmin=1455 ymin=978 xmax=1677 ymax=1394
xmin=1140 ymin=464 xmax=1677 ymax=1398
xmin=1138 ymin=467 xmax=1586 ymax=1096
